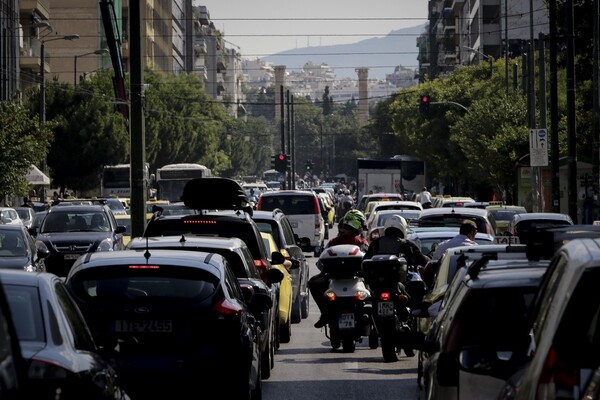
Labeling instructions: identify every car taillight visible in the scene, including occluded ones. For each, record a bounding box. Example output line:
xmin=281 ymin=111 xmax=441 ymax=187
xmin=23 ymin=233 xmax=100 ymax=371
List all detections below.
xmin=537 ymin=347 xmax=579 ymax=398
xmin=256 ymin=197 xmax=263 ymax=209
xmin=254 ymin=259 xmax=269 ymax=282
xmin=214 ymin=298 xmax=243 ymax=317
xmin=325 ymin=290 xmax=337 ymax=301
xmin=354 ymin=290 xmax=370 ymax=301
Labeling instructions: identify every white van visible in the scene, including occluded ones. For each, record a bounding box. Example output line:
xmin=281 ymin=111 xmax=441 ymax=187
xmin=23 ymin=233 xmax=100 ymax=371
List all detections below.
xmin=256 ymin=190 xmax=326 ymax=256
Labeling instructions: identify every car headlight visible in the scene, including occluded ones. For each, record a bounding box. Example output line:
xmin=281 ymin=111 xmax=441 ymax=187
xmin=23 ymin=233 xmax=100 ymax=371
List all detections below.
xmin=96 ymin=238 xmax=115 ymax=252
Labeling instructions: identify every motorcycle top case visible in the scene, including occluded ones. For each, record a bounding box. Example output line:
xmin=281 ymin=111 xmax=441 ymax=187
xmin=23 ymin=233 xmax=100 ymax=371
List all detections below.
xmin=319 ymin=245 xmax=364 ymax=278
xmin=362 ymin=254 xmax=408 ymax=286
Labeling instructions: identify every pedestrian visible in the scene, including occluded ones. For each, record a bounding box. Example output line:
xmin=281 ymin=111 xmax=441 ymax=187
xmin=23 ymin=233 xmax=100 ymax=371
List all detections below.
xmin=309 ymin=210 xmax=369 ymax=329
xmin=418 ymin=187 xmax=432 ymax=209
xmin=431 ymin=219 xmax=478 ymax=260
xmin=21 ymin=197 xmax=33 ymax=208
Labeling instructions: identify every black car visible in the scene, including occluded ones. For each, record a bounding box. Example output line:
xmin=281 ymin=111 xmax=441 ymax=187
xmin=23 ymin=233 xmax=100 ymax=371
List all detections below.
xmin=127 ymin=235 xmax=284 ymax=379
xmin=0 ymin=224 xmax=49 ymax=272
xmin=252 ymin=209 xmax=310 ymax=324
xmin=0 ymin=269 xmax=130 ymax=400
xmin=65 ymin=249 xmax=269 ymax=399
xmin=143 ymin=178 xmax=284 ymax=380
xmin=30 ymin=204 xmax=126 ymax=277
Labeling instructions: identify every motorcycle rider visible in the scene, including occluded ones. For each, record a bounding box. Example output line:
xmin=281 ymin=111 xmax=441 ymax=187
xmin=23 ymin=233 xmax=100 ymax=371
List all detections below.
xmin=363 ymin=214 xmax=430 ymax=357
xmin=310 ymin=209 xmax=369 ymax=328
xmin=364 ymin=214 xmax=429 ymax=268
xmin=336 ymin=189 xmax=355 ymax=222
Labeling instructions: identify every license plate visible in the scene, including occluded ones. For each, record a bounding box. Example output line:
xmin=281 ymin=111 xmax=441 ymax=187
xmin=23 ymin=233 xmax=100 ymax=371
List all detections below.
xmin=338 ymin=313 xmax=355 ymax=330
xmin=377 ymin=301 xmax=394 ymax=317
xmin=115 ymin=320 xmax=173 ymax=333
xmin=64 ymin=254 xmax=81 ymax=260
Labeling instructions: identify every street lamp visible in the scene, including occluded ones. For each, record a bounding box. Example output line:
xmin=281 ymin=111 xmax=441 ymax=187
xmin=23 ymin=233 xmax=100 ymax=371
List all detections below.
xmin=39 ymin=34 xmax=79 ymax=123
xmin=74 ymin=48 xmax=108 ymax=87
xmin=462 ymin=46 xmax=494 ymax=76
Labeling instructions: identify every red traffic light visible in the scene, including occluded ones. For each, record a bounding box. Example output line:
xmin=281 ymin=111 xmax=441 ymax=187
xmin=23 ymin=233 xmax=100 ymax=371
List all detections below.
xmin=277 ymin=153 xmax=286 ymax=161
xmin=421 ymin=95 xmax=429 ymax=104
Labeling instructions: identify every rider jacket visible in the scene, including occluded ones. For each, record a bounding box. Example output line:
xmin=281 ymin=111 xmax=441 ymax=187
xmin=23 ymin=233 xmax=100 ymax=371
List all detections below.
xmin=364 ymin=236 xmax=429 ymax=268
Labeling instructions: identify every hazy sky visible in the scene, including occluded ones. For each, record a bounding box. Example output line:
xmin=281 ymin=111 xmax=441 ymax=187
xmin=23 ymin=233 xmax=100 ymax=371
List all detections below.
xmin=193 ymin=1 xmax=429 ymax=57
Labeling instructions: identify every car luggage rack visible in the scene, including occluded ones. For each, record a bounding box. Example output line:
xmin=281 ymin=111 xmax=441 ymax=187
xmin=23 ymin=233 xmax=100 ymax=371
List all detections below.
xmin=522 ymin=224 xmax=600 ymax=260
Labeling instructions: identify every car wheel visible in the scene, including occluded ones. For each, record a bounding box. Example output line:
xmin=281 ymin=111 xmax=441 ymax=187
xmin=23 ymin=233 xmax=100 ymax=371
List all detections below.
xmin=301 ymin=293 xmax=309 ymax=319
xmin=280 ymin=320 xmax=291 ymax=343
xmin=260 ymin=331 xmax=272 ymax=380
xmin=291 ymin=293 xmax=302 ymax=324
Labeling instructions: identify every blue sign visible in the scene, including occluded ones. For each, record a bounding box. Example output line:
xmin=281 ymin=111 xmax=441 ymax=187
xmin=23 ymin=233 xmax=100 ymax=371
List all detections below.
xmin=538 ymin=129 xmax=547 ymax=138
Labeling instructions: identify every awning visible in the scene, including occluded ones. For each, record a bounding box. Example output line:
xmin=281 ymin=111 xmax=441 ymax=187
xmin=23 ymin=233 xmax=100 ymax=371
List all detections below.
xmin=26 ymin=165 xmax=50 ymax=186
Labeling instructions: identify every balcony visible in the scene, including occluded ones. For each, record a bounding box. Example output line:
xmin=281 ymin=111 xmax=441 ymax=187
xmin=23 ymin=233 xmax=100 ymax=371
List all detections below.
xmin=20 ymin=0 xmax=50 ymax=20
xmin=195 ymin=65 xmax=207 ymax=80
xmin=194 ymin=38 xmax=207 ymax=54
xmin=216 ymin=54 xmax=227 ymax=72
xmin=19 ymin=38 xmax=50 ymax=73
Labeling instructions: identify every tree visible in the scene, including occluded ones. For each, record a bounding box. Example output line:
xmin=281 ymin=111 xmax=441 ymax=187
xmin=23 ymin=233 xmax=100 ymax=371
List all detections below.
xmin=322 ymin=86 xmax=333 ymax=116
xmin=0 ymin=102 xmax=52 ymax=200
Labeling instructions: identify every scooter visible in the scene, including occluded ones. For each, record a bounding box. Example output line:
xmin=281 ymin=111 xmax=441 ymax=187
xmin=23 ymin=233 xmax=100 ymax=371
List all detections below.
xmin=318 ymin=245 xmax=375 ymax=353
xmin=363 ymin=254 xmax=425 ymax=362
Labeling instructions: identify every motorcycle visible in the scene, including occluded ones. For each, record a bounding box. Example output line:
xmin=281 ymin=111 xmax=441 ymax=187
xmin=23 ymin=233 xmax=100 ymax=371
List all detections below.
xmin=318 ymin=244 xmax=375 ymax=353
xmin=363 ymin=254 xmax=426 ymax=362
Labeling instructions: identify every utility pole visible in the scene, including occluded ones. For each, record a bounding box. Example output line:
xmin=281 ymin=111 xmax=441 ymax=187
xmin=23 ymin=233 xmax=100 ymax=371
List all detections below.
xmin=566 ymin=0 xmax=578 ymax=222
xmin=529 ymin=0 xmax=538 ymax=212
xmin=539 ymin=32 xmax=547 ymax=212
xmin=593 ymin=0 xmax=600 ymax=218
xmin=549 ymin=0 xmax=560 ymax=213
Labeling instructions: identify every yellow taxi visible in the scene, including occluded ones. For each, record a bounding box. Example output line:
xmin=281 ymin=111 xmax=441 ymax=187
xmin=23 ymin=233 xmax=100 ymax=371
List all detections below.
xmin=260 ymin=231 xmax=293 ymax=344
xmin=485 ymin=201 xmax=527 ymax=235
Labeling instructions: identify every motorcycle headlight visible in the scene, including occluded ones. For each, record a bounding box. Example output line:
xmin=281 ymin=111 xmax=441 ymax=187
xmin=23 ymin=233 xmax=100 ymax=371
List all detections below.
xmin=96 ymin=238 xmax=115 ymax=252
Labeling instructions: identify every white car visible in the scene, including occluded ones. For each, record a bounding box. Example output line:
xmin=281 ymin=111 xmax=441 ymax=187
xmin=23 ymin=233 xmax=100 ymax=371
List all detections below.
xmin=0 ymin=207 xmax=23 ymax=225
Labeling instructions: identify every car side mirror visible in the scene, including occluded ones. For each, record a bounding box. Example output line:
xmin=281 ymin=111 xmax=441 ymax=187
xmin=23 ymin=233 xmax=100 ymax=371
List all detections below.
xmin=35 ymin=242 xmax=50 ymax=260
xmin=28 ymin=227 xmax=38 ymax=237
xmin=267 ymin=267 xmax=284 ymax=285
xmin=271 ymin=251 xmax=285 ymax=265
xmin=115 ymin=225 xmax=127 ymax=234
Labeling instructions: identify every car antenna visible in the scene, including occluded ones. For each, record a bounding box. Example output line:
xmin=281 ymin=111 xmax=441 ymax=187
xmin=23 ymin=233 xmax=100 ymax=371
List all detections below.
xmin=179 ymin=234 xmax=186 ymax=243
xmin=144 ymin=236 xmax=151 ymax=262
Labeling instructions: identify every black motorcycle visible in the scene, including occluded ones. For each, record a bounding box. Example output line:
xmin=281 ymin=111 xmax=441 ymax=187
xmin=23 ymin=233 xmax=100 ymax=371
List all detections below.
xmin=363 ymin=254 xmax=425 ymax=362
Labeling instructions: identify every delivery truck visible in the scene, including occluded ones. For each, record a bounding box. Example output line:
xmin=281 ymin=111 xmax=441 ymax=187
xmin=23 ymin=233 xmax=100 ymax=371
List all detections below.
xmin=356 ymin=155 xmax=426 ymax=201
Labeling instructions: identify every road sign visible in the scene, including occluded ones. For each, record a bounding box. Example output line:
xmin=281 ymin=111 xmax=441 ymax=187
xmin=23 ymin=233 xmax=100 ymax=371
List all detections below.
xmin=529 ymin=129 xmax=548 ymax=167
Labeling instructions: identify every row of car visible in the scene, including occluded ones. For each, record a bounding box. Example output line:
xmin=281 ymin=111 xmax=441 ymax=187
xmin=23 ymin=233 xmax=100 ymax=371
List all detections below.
xmin=410 ymin=223 xmax=600 ymax=400
xmin=0 ymin=179 xmax=318 ymax=399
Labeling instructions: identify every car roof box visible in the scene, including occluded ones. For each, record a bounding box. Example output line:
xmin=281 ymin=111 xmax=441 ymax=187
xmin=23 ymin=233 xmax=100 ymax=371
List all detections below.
xmin=182 ymin=177 xmax=250 ymax=211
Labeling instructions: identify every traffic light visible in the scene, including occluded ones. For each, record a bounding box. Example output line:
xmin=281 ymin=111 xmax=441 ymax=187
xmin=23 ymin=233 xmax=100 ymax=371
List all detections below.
xmin=274 ymin=153 xmax=287 ymax=173
xmin=419 ymin=94 xmax=430 ymax=117
xmin=305 ymin=160 xmax=313 ymax=172
xmin=270 ymin=155 xmax=277 ymax=170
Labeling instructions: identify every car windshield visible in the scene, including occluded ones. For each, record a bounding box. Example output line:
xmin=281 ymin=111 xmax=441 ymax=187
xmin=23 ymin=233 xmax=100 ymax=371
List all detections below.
xmin=489 ymin=209 xmax=525 ymax=221
xmin=0 ymin=232 xmax=27 ymax=257
xmin=41 ymin=211 xmax=109 ymax=233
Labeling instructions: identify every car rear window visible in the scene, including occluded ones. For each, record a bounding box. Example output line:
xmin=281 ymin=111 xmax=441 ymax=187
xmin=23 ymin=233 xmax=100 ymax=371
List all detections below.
xmin=418 ymin=216 xmax=489 ymax=234
xmin=145 ymin=217 xmax=266 ymax=260
xmin=260 ymin=195 xmax=317 ymax=215
xmin=69 ymin=266 xmax=218 ymax=302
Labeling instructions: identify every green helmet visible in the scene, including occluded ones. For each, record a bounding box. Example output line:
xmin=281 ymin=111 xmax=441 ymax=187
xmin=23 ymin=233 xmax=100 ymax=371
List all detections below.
xmin=341 ymin=210 xmax=366 ymax=232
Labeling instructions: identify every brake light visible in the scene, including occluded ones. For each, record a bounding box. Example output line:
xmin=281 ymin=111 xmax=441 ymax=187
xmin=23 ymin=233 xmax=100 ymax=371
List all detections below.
xmin=254 ymin=259 xmax=270 ymax=282
xmin=313 ymin=195 xmax=321 ymax=215
xmin=256 ymin=197 xmax=263 ymax=209
xmin=325 ymin=291 xmax=337 ymax=301
xmin=537 ymin=347 xmax=578 ymax=397
xmin=397 ymin=294 xmax=409 ymax=302
xmin=128 ymin=265 xmax=160 ymax=269
xmin=214 ymin=298 xmax=243 ymax=316
xmin=379 ymin=292 xmax=391 ymax=301
xmin=183 ymin=220 xmax=216 ymax=224
xmin=355 ymin=290 xmax=370 ymax=301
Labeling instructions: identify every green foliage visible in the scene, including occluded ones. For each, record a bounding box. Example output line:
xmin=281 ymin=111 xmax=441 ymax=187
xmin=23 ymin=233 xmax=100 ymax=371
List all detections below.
xmin=0 ymin=102 xmax=52 ymax=199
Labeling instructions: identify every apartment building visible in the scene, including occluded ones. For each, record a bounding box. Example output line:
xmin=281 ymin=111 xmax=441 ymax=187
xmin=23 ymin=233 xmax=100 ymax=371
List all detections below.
xmin=417 ymin=0 xmax=549 ymax=82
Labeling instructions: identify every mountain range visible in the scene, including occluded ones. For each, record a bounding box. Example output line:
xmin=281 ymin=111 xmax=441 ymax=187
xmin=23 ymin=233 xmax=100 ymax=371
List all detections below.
xmin=262 ymin=24 xmax=427 ymax=80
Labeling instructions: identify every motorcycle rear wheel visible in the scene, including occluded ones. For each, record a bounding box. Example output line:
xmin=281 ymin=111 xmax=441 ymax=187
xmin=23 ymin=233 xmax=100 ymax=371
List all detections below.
xmin=381 ymin=334 xmax=399 ymax=362
xmin=342 ymin=338 xmax=356 ymax=353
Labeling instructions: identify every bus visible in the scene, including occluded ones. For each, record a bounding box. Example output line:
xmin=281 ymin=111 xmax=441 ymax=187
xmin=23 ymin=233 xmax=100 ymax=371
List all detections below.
xmin=155 ymin=163 xmax=212 ymax=202
xmin=100 ymin=163 xmax=150 ymax=198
